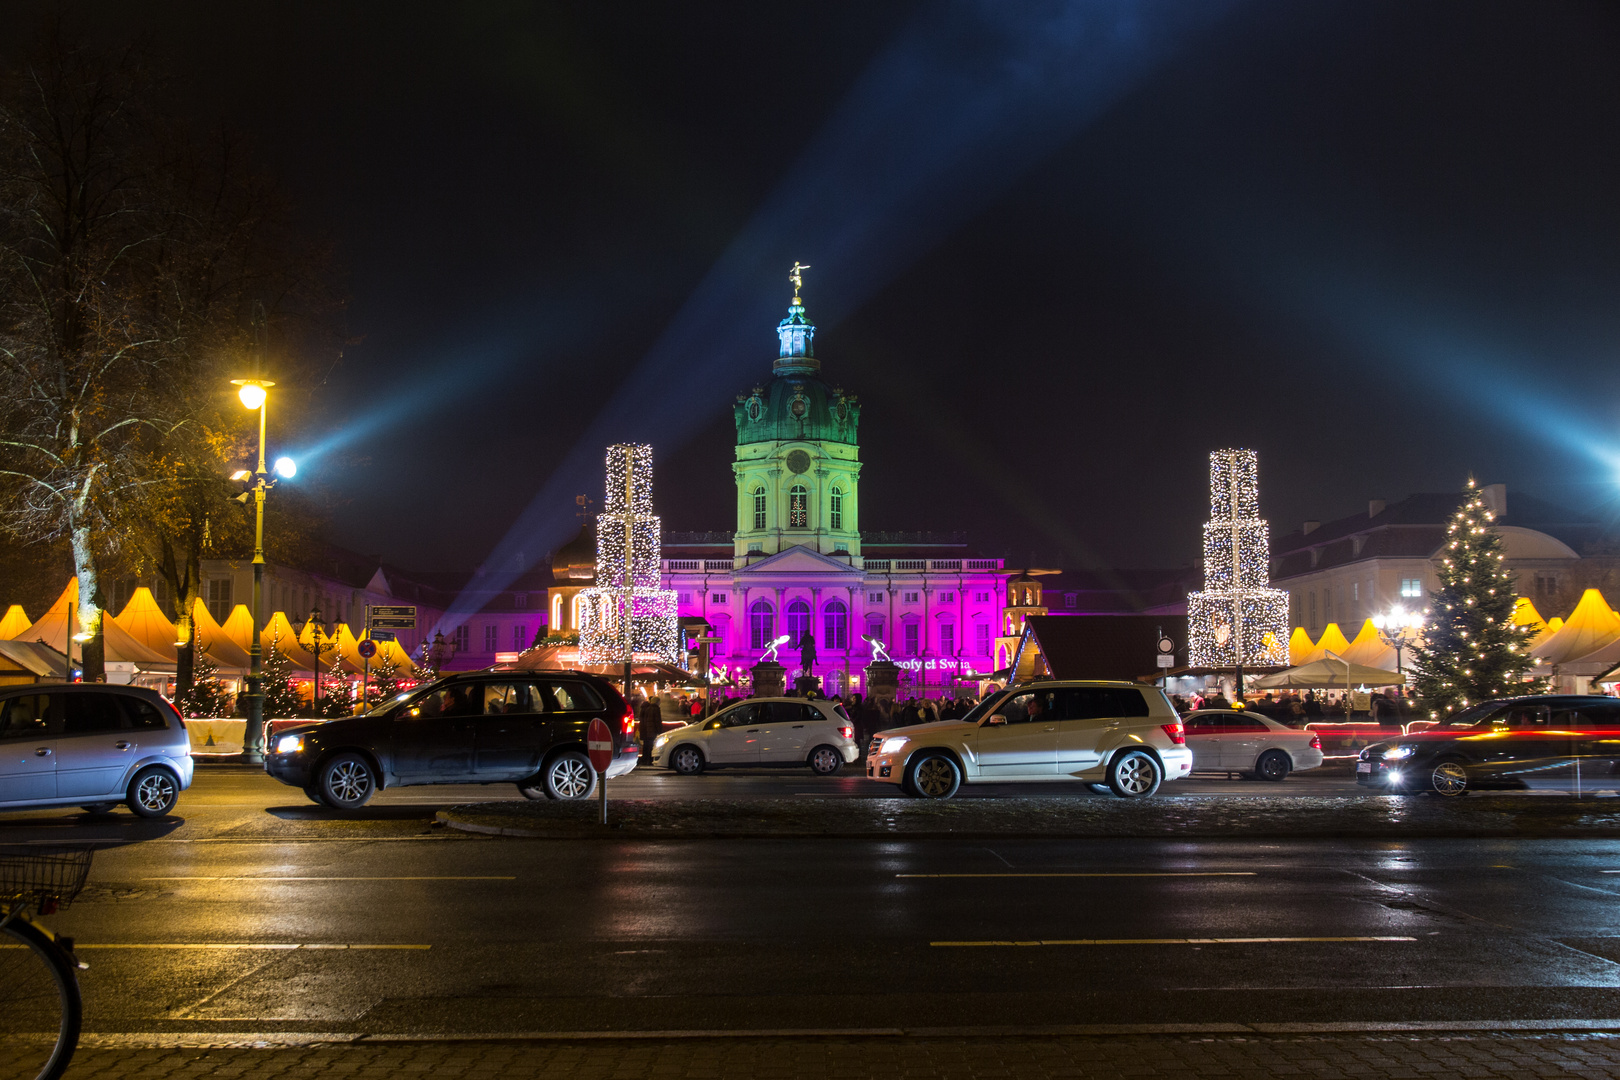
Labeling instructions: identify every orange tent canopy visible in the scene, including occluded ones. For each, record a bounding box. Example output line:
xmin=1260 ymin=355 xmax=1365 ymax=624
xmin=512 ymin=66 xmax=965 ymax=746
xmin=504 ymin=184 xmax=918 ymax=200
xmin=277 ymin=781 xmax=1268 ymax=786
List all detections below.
xmin=0 ymin=604 xmax=31 ymax=640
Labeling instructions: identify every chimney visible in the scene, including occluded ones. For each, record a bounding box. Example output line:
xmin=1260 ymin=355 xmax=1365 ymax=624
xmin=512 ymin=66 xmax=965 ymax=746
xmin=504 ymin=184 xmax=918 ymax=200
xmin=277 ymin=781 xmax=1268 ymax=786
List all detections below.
xmin=1368 ymin=499 xmax=1386 ymax=518
xmin=1480 ymin=483 xmax=1507 ymax=518
xmin=1303 ymin=520 xmax=1321 ymax=535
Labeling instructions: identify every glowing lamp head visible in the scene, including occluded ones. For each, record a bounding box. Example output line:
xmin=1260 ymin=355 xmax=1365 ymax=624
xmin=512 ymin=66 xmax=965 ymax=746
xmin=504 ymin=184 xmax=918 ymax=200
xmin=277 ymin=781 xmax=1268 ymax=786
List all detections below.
xmin=237 ymin=382 xmax=267 ymax=410
xmin=229 ymin=469 xmax=251 ymax=481
xmin=272 ymin=456 xmax=297 ymax=479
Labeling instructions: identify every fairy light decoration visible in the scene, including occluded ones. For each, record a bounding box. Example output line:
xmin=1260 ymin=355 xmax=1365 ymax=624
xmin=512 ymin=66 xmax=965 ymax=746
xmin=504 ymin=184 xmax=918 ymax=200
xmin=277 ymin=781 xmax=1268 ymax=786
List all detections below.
xmin=577 ymin=443 xmax=681 ymax=665
xmin=1187 ymin=449 xmax=1290 ymax=669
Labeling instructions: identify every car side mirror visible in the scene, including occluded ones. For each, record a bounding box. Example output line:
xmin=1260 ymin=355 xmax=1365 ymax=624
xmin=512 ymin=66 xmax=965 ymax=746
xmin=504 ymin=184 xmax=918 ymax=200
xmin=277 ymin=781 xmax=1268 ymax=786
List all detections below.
xmin=705 ymin=719 xmax=723 ymax=731
xmin=402 ymin=707 xmax=421 ymax=719
xmin=984 ymin=714 xmax=1007 ymax=726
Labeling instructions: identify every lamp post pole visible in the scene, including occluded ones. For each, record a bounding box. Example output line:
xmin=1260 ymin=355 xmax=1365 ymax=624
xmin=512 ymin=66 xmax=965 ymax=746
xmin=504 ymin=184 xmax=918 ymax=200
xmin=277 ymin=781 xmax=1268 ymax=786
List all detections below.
xmin=230 ymin=378 xmax=275 ymax=763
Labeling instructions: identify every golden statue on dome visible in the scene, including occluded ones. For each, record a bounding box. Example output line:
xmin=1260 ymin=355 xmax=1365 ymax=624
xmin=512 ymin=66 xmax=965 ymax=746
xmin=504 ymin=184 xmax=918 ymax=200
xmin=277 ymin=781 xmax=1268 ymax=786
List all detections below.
xmin=789 ymin=261 xmax=810 ymax=302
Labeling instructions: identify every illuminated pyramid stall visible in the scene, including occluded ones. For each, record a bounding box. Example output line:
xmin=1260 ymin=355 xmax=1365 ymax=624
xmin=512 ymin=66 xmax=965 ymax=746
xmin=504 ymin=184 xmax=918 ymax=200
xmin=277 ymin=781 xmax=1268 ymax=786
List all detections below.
xmin=577 ymin=443 xmax=681 ymax=665
xmin=1187 ymin=449 xmax=1290 ymax=669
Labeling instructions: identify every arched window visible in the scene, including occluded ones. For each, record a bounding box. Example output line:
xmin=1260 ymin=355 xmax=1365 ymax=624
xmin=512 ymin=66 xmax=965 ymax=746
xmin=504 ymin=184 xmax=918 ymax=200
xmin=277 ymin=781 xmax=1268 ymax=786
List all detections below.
xmin=551 ymin=593 xmax=562 ymax=631
xmin=788 ymin=484 xmax=808 ymax=528
xmin=865 ymin=616 xmax=885 ymax=649
xmin=752 ymin=486 xmax=767 ymax=530
xmin=750 ymin=600 xmax=775 ymax=649
xmin=786 ymin=599 xmax=811 ymax=645
xmin=823 ymin=599 xmax=848 ymax=650
xmin=829 ymin=488 xmax=844 ymax=531
xmin=571 ymin=593 xmax=584 ymax=630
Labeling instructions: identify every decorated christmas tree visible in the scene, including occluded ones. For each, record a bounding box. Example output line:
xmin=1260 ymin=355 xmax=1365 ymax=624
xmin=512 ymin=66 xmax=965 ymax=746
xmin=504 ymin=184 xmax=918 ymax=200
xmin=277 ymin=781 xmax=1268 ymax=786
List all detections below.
xmin=369 ymin=660 xmax=403 ymax=706
xmin=261 ymin=629 xmax=306 ymax=719
xmin=577 ymin=443 xmax=680 ymax=665
xmin=1408 ymin=479 xmax=1544 ymax=716
xmin=413 ymin=639 xmax=439 ymax=683
xmin=176 ymin=648 xmax=232 ymax=717
xmin=1187 ymin=449 xmax=1289 ymax=671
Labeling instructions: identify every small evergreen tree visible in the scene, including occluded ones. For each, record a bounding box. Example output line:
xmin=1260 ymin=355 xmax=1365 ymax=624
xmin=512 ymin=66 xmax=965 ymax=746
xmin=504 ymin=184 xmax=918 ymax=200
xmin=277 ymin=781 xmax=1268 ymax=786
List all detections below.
xmin=176 ymin=648 xmax=232 ymax=717
xmin=414 ymin=639 xmax=439 ymax=682
xmin=369 ymin=660 xmax=403 ymax=705
xmin=1408 ymin=479 xmax=1544 ymax=717
xmin=262 ymin=629 xmax=306 ymax=718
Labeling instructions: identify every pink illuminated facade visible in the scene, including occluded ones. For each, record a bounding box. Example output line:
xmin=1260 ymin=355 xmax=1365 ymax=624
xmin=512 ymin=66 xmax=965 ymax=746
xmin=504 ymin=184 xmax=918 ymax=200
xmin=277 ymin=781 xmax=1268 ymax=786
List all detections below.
xmin=656 ymin=286 xmax=1011 ymax=695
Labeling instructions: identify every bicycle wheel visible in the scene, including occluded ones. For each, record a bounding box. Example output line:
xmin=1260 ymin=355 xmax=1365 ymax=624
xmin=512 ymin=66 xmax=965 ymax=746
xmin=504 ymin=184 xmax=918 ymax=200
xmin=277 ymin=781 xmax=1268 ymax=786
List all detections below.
xmin=0 ymin=916 xmax=82 ymax=1080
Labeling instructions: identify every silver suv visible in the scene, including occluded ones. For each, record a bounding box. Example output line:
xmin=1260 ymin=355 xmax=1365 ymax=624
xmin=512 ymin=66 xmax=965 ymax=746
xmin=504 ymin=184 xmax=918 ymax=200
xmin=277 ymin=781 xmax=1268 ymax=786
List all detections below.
xmin=866 ymin=681 xmax=1192 ymax=799
xmin=0 ymin=684 xmax=193 ymax=817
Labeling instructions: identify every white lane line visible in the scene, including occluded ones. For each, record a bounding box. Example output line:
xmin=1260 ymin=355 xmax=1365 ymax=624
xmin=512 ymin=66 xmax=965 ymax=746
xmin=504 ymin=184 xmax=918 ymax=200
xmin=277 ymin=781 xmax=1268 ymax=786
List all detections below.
xmin=931 ymin=936 xmax=1417 ymax=947
xmin=1 ymin=943 xmax=430 ymax=950
xmin=143 ymin=876 xmax=515 ymax=881
xmin=897 ymin=872 xmax=1257 ymax=878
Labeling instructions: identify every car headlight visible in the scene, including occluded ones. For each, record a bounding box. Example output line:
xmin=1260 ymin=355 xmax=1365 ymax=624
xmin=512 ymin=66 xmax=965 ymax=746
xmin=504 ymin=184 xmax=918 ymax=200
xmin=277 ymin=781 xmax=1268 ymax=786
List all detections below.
xmin=879 ymin=736 xmax=910 ymax=754
xmin=1382 ymin=745 xmax=1416 ymax=761
xmin=654 ymin=734 xmax=669 ymax=748
xmin=274 ymin=734 xmax=304 ymax=755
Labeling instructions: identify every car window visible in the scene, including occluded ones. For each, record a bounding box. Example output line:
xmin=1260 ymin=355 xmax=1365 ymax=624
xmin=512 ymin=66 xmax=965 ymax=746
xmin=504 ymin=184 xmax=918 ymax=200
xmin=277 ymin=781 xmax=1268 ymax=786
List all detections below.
xmin=723 ymin=703 xmax=765 ymax=727
xmin=1183 ymin=714 xmax=1219 ymax=731
xmin=411 ymin=684 xmax=482 ymax=718
xmin=540 ymin=681 xmax=602 ymax=712
xmin=1228 ymin=716 xmax=1268 ymax=731
xmin=63 ymin=693 xmax=128 ymax=734
xmin=1576 ymin=701 xmax=1620 ymax=727
xmin=1059 ymin=687 xmax=1150 ymax=720
xmin=767 ymin=701 xmax=809 ymax=724
xmin=1496 ymin=705 xmax=1548 ymax=728
xmin=482 ymin=682 xmax=540 ymax=715
xmin=998 ymin=692 xmax=1037 ymax=724
xmin=123 ymin=697 xmax=171 ymax=731
xmin=0 ymin=693 xmax=59 ymax=739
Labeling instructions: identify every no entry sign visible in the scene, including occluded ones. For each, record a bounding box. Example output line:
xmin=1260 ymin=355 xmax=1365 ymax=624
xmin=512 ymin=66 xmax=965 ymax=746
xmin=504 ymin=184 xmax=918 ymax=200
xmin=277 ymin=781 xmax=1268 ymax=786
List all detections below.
xmin=586 ymin=717 xmax=614 ymax=774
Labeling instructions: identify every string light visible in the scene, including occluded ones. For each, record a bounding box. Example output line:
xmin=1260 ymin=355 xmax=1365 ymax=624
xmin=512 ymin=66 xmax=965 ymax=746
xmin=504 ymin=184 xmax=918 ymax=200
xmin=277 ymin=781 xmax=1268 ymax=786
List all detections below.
xmin=1187 ymin=449 xmax=1289 ymax=668
xmin=577 ymin=443 xmax=681 ymax=664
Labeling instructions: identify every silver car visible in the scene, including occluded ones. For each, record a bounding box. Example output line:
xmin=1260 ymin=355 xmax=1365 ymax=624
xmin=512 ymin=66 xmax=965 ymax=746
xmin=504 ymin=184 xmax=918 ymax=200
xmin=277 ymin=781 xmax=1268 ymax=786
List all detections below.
xmin=0 ymin=684 xmax=193 ymax=817
xmin=654 ymin=697 xmax=860 ymax=775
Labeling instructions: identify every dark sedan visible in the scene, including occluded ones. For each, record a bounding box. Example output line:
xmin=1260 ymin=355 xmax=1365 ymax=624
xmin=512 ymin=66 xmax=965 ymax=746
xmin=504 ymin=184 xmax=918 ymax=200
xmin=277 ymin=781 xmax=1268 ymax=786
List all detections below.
xmin=1357 ymin=694 xmax=1620 ymax=796
xmin=266 ymin=670 xmax=639 ymax=808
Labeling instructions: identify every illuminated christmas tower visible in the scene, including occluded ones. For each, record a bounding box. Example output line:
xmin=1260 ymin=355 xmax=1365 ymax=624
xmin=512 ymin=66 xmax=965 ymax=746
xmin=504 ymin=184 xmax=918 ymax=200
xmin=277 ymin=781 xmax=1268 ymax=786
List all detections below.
xmin=1187 ymin=449 xmax=1289 ymax=669
xmin=577 ymin=444 xmax=681 ymax=665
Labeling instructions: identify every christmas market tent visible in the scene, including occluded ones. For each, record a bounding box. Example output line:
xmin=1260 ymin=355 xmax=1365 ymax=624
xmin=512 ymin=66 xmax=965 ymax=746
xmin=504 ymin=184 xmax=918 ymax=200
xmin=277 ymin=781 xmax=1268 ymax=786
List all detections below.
xmin=1341 ymin=619 xmax=1397 ymax=670
xmin=1287 ymin=627 xmax=1315 ymax=666
xmin=221 ymin=605 xmax=256 ymax=652
xmin=0 ymin=605 xmax=32 ymax=640
xmin=299 ymin=619 xmax=362 ymax=675
xmin=0 ymin=639 xmax=67 ymax=683
xmin=1512 ymin=597 xmax=1548 ymax=633
xmin=1528 ymin=588 xmax=1620 ymax=669
xmin=110 ymin=588 xmax=180 ymax=663
xmin=1251 ymin=656 xmax=1404 ymax=690
xmin=1293 ymin=623 xmax=1351 ymax=666
xmin=22 ymin=579 xmax=175 ymax=670
xmin=187 ymin=599 xmax=252 ymax=673
xmin=261 ymin=610 xmax=318 ymax=672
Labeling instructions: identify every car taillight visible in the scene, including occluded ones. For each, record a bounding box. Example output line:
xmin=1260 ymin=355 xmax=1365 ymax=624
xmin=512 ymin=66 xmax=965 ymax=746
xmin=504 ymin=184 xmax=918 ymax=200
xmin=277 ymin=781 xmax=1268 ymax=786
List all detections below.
xmin=164 ymin=699 xmax=186 ymax=730
xmin=1161 ymin=722 xmax=1185 ymax=745
xmin=839 ymin=724 xmax=853 ymax=740
xmin=622 ymin=708 xmax=637 ymax=737
xmin=1310 ymin=734 xmax=1322 ymax=750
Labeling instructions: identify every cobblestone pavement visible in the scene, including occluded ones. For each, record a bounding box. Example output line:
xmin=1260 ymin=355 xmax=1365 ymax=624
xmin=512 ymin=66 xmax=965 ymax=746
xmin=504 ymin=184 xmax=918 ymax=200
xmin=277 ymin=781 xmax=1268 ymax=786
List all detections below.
xmin=16 ymin=1033 xmax=1620 ymax=1080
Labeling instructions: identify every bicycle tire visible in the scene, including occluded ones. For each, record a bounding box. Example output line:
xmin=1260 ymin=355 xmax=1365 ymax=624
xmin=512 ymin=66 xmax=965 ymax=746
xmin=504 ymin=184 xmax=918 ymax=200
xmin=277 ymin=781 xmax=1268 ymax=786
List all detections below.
xmin=0 ymin=915 xmax=82 ymax=1080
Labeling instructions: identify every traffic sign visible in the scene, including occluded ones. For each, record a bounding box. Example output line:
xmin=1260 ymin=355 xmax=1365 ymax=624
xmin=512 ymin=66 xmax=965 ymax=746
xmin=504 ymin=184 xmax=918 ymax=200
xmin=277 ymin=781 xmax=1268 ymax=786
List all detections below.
xmin=356 ymin=639 xmax=378 ymax=659
xmin=370 ymin=617 xmax=416 ymax=629
xmin=586 ymin=717 xmax=614 ymax=774
xmin=370 ymin=606 xmax=416 ymax=619
xmin=367 ymin=629 xmax=396 ymax=642
xmin=1155 ymin=654 xmax=1175 ymax=669
xmin=1157 ymin=636 xmax=1175 ymax=654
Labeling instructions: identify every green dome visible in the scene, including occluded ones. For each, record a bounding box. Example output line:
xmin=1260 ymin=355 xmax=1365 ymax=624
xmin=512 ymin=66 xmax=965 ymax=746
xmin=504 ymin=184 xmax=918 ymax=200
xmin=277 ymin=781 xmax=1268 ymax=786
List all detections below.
xmin=734 ymin=374 xmax=859 ymax=446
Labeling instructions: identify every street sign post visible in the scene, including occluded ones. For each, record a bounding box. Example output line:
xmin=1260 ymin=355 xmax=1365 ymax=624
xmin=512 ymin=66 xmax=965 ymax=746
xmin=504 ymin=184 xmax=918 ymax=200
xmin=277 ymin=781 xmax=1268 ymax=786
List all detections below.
xmin=367 ymin=630 xmax=396 ymax=642
xmin=357 ymin=639 xmax=378 ymax=659
xmin=1155 ymin=654 xmax=1175 ymax=668
xmin=370 ymin=606 xmax=416 ymax=619
xmin=362 ymin=606 xmax=417 ymax=711
xmin=369 ymin=617 xmax=416 ymax=629
xmin=1156 ymin=630 xmax=1175 ymax=690
xmin=586 ymin=717 xmax=614 ymax=825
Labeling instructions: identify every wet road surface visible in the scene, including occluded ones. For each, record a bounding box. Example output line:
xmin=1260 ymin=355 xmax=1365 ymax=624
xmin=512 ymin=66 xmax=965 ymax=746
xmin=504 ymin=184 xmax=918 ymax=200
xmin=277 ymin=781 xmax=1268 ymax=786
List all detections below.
xmin=3 ymin=767 xmax=1620 ymax=1040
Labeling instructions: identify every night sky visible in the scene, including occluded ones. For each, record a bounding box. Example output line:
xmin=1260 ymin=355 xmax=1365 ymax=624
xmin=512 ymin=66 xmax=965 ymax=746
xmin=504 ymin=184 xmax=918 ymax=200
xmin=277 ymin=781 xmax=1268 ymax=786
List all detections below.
xmin=5 ymin=1 xmax=1619 ymax=579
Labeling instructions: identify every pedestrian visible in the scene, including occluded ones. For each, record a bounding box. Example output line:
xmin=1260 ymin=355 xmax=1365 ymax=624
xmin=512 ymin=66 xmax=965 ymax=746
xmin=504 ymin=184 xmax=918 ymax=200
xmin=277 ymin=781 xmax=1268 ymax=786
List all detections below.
xmin=637 ymin=694 xmax=661 ymax=764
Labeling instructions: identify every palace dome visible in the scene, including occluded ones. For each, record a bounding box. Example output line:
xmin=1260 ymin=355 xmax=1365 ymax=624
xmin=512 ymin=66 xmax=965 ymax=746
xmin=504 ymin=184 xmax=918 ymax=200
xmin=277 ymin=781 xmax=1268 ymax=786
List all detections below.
xmin=733 ymin=292 xmax=860 ymax=446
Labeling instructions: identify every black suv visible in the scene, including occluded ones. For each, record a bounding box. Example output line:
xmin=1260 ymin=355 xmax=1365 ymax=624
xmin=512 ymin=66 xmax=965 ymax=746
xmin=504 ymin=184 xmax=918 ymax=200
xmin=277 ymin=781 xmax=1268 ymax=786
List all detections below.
xmin=265 ymin=670 xmax=639 ymax=809
xmin=1357 ymin=694 xmax=1620 ymax=796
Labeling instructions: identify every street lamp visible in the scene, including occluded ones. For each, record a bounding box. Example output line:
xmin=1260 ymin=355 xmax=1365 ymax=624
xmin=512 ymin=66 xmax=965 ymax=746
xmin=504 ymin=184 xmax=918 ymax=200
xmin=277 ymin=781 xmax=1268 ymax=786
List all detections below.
xmin=230 ymin=376 xmax=279 ymax=760
xmin=306 ymin=608 xmax=331 ymax=713
xmin=1371 ymin=607 xmax=1426 ymax=674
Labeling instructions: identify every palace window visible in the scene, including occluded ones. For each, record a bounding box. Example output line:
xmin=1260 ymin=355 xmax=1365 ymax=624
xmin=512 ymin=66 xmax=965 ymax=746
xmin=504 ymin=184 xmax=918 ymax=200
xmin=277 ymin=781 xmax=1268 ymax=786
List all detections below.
xmin=453 ymin=625 xmax=469 ymax=653
xmin=484 ymin=625 xmax=499 ymax=651
xmin=711 ymin=592 xmax=727 ymax=605
xmin=513 ymin=593 xmax=527 ymax=609
xmin=866 ymin=616 xmax=885 ymax=644
xmin=903 ymin=621 xmax=920 ymax=655
xmin=749 ymin=600 xmax=775 ymax=649
xmin=867 ymin=591 xmax=884 ymax=603
xmin=823 ymin=599 xmax=848 ymax=650
xmin=678 ymin=592 xmax=692 ymax=604
xmin=786 ymin=599 xmax=811 ymax=644
xmin=513 ymin=624 xmax=528 ymax=649
xmin=1401 ymin=578 xmax=1423 ymax=598
xmin=938 ymin=591 xmax=954 ymax=603
xmin=975 ymin=591 xmax=991 ymax=603
xmin=830 ymin=488 xmax=844 ymax=531
xmin=789 ymin=485 xmax=808 ymax=528
xmin=752 ymin=486 xmax=767 ymax=530
xmin=1065 ymin=593 xmax=1077 ymax=609
xmin=834 ymin=542 xmax=848 ymax=553
xmin=207 ymin=578 xmax=232 ymax=624
xmin=747 ymin=542 xmax=762 ymax=553
xmin=903 ymin=592 xmax=919 ymax=604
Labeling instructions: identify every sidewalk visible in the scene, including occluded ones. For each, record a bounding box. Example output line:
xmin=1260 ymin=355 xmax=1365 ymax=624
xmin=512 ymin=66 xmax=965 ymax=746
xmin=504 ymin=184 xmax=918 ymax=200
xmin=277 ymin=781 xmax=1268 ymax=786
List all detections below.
xmin=436 ymin=792 xmax=1620 ymax=840
xmin=29 ymin=1031 xmax=1620 ymax=1079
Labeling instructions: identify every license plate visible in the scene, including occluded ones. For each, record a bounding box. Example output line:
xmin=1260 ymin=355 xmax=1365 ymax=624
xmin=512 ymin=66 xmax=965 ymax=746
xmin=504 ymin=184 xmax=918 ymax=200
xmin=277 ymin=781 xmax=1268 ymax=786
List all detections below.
xmin=1356 ymin=762 xmax=1372 ymax=774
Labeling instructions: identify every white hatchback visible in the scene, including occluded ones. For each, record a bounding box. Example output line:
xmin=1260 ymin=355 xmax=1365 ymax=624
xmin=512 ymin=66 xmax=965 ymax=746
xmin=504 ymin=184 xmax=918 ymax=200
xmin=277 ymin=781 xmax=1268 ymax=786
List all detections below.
xmin=1182 ymin=709 xmax=1323 ymax=780
xmin=654 ymin=698 xmax=859 ymax=776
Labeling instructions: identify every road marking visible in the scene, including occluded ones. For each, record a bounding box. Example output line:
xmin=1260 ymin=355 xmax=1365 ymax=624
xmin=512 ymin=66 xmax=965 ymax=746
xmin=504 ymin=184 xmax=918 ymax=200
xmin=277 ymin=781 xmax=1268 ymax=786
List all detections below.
xmin=897 ymin=872 xmax=1257 ymax=878
xmin=143 ymin=876 xmax=515 ymax=881
xmin=3 ymin=943 xmax=434 ymax=951
xmin=931 ymin=936 xmax=1417 ymax=947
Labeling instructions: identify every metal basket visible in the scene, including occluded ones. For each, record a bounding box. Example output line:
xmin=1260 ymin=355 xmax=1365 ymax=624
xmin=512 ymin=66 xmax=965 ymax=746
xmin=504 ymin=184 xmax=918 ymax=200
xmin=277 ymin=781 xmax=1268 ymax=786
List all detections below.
xmin=0 ymin=847 xmax=94 ymax=910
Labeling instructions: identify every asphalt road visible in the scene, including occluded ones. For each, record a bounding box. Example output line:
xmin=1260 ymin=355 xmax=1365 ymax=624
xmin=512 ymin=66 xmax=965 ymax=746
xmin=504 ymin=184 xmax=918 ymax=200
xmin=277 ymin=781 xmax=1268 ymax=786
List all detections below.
xmin=4 ymin=766 xmax=1620 ymax=1041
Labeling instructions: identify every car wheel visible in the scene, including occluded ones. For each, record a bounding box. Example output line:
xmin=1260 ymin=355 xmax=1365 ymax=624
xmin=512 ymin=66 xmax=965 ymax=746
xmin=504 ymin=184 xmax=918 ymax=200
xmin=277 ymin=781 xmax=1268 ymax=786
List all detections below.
xmin=126 ymin=765 xmax=180 ymax=817
xmin=1428 ymin=758 xmax=1469 ymax=797
xmin=670 ymin=745 xmax=705 ymax=776
xmin=1107 ymin=750 xmax=1162 ymax=799
xmin=317 ymin=753 xmax=376 ymax=810
xmin=80 ymin=802 xmax=118 ymax=815
xmin=542 ymin=751 xmax=598 ymax=800
xmin=1256 ymin=750 xmax=1291 ymax=782
xmin=907 ymin=752 xmax=961 ymax=800
xmin=808 ymin=745 xmax=844 ymax=776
